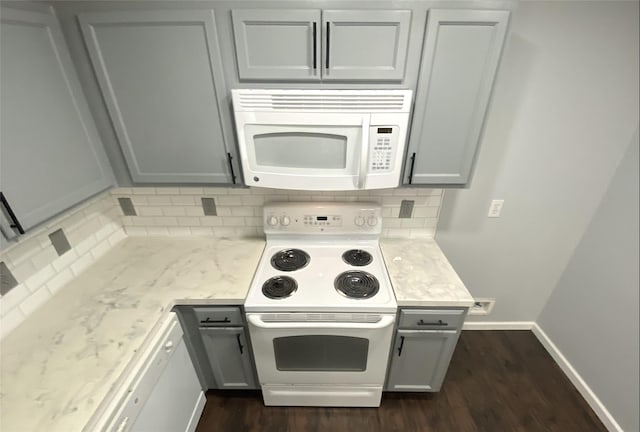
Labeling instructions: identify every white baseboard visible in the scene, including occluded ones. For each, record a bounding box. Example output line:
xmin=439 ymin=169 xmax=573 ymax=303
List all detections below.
xmin=462 ymin=321 xmax=535 ymax=330
xmin=531 ymin=324 xmax=622 ymax=432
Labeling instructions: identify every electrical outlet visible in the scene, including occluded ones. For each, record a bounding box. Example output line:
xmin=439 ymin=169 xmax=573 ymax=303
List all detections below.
xmin=399 ymin=200 xmax=414 ymax=218
xmin=469 ymin=298 xmax=495 ymax=315
xmin=488 ymin=199 xmax=504 ymax=218
xmin=118 ymin=197 xmax=137 ymax=216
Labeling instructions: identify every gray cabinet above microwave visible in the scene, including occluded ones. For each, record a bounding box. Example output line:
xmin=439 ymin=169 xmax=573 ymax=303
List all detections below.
xmin=231 ymin=9 xmax=412 ymax=82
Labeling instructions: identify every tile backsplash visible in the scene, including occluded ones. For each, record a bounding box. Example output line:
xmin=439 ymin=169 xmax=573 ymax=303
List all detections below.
xmin=0 ymin=186 xmax=442 ymax=339
xmin=111 ymin=187 xmax=443 ymax=239
xmin=0 ymin=192 xmax=125 ymax=338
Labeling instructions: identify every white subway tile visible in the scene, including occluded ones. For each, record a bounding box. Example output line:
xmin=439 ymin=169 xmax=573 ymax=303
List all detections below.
xmin=227 ymin=188 xmax=251 ymax=195
xmin=409 ymin=228 xmax=435 ymax=239
xmin=214 ymin=207 xmax=231 ymax=216
xmin=19 ymin=286 xmax=52 ymax=316
xmin=236 ymin=227 xmax=261 ymax=238
xmin=71 ymin=235 xmax=98 ymax=256
xmin=0 ymin=284 xmax=29 ymax=316
xmin=381 ymin=196 xmax=404 ymax=206
xmin=120 ymin=216 xmax=134 ymax=226
xmin=154 ymin=216 xmax=178 ymax=226
xmin=222 ymin=217 xmax=246 ymax=227
xmin=216 ymin=196 xmax=243 ymax=206
xmin=162 ymin=207 xmax=186 ymax=217
xmin=427 ymin=195 xmax=443 ymax=207
xmin=386 ymin=228 xmax=409 ymax=238
xmin=0 ymin=307 xmax=25 ymax=339
xmin=382 ymin=218 xmax=402 ymax=228
xmin=156 ymin=187 xmax=180 ymax=195
xmin=177 ymin=217 xmax=200 ymax=227
xmin=95 ymin=223 xmax=116 ymax=242
xmin=425 ymin=218 xmax=438 ymax=228
xmin=171 ymin=196 xmax=197 ymax=205
xmin=24 ymin=265 xmax=56 ymax=293
xmin=230 ymin=207 xmax=254 ymax=217
xmin=125 ymin=226 xmax=148 ymax=236
xmin=133 ymin=187 xmax=156 ymax=195
xmin=264 ymin=195 xmax=288 ymax=203
xmin=107 ymin=229 xmax=127 ymax=247
xmin=185 ymin=206 xmax=205 ymax=217
xmin=10 ymin=259 xmax=38 ymax=283
xmin=190 ymin=227 xmax=215 ymax=236
xmin=146 ymin=227 xmax=169 ymax=236
xmin=203 ymin=187 xmax=228 ymax=195
xmin=253 ymin=208 xmax=265 ymax=217
xmin=46 ymin=269 xmax=74 ymax=295
xmin=401 ymin=218 xmax=427 ymax=228
xmin=51 ymin=250 xmax=78 ymax=272
xmin=137 ymin=206 xmax=163 ymax=217
xmin=179 ymin=187 xmax=203 ymax=195
xmin=244 ymin=217 xmax=263 ymax=226
xmin=70 ymin=252 xmax=95 ymax=276
xmin=392 ymin=188 xmax=419 ymax=196
xmin=29 ymin=246 xmax=58 ymax=270
xmin=413 ymin=207 xmax=439 ymax=218
xmin=199 ymin=217 xmax=223 ymax=227
xmin=4 ymin=237 xmax=42 ymax=267
xmin=168 ymin=227 xmax=192 ymax=236
xmin=146 ymin=195 xmax=173 ymax=206
xmin=131 ymin=217 xmax=157 ymax=227
xmin=91 ymin=239 xmax=113 ymax=260
xmin=130 ymin=196 xmax=148 ymax=205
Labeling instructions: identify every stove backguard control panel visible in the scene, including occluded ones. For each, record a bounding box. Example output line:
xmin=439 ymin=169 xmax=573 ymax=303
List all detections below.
xmin=263 ymin=202 xmax=382 ymax=235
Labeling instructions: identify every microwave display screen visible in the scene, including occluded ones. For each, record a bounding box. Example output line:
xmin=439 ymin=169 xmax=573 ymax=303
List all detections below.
xmin=377 ymin=127 xmax=392 ymax=134
xmin=317 ymin=216 xmax=328 ymax=221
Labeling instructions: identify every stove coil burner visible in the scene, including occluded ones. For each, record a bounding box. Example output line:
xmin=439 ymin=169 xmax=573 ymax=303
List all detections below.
xmin=262 ymin=276 xmax=298 ymax=299
xmin=342 ymin=249 xmax=373 ymax=267
xmin=334 ymin=271 xmax=379 ymax=299
xmin=270 ymin=249 xmax=310 ymax=272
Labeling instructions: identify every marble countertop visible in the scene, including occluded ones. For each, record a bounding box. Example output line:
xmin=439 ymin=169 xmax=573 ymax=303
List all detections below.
xmin=0 ymin=235 xmax=472 ymax=432
xmin=381 ymin=239 xmax=474 ymax=308
xmin=0 ymin=237 xmax=265 ymax=432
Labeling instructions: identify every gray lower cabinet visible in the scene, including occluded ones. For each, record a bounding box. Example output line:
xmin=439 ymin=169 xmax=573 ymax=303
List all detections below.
xmin=386 ymin=308 xmax=466 ymax=392
xmin=404 ymin=9 xmax=510 ymax=186
xmin=231 ymin=9 xmax=411 ymax=82
xmin=79 ymin=10 xmax=238 ymax=184
xmin=200 ymin=326 xmax=256 ymax=389
xmin=0 ymin=7 xmax=113 ymax=240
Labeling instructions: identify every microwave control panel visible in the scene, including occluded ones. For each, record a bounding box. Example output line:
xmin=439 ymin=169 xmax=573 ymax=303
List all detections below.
xmin=370 ymin=126 xmax=399 ymax=172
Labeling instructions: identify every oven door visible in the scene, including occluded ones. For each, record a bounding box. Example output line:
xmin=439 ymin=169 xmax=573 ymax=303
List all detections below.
xmin=236 ymin=112 xmax=370 ymax=191
xmin=246 ymin=313 xmax=395 ymax=386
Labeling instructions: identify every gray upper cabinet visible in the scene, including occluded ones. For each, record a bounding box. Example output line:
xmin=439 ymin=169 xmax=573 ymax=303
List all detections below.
xmin=232 ymin=9 xmax=321 ymax=81
xmin=0 ymin=7 xmax=113 ymax=238
xmin=405 ymin=10 xmax=509 ymax=185
xmin=231 ymin=9 xmax=411 ymax=82
xmin=79 ymin=10 xmax=237 ymax=184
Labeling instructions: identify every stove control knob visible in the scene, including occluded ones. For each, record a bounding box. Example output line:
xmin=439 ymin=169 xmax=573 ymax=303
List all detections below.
xmin=367 ymin=216 xmax=378 ymax=227
xmin=267 ymin=216 xmax=279 ymax=227
xmin=354 ymin=216 xmax=365 ymax=227
xmin=280 ymin=216 xmax=291 ymax=226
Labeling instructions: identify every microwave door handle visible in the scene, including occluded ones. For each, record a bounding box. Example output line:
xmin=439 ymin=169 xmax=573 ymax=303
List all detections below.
xmin=358 ymin=117 xmax=370 ymax=189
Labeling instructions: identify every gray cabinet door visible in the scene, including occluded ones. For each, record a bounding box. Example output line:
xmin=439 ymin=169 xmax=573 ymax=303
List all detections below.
xmin=79 ymin=10 xmax=236 ymax=184
xmin=200 ymin=327 xmax=257 ymax=389
xmin=232 ymin=9 xmax=321 ymax=81
xmin=405 ymin=10 xmax=509 ymax=185
xmin=0 ymin=7 xmax=113 ymax=236
xmin=322 ymin=10 xmax=411 ymax=81
xmin=386 ymin=329 xmax=459 ymax=392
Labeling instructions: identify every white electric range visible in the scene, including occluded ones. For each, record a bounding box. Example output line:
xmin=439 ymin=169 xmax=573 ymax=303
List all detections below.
xmin=245 ymin=202 xmax=397 ymax=407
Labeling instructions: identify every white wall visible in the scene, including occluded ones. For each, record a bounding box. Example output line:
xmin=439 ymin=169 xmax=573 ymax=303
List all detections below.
xmin=436 ymin=0 xmax=639 ymax=322
xmin=538 ymin=128 xmax=638 ymax=432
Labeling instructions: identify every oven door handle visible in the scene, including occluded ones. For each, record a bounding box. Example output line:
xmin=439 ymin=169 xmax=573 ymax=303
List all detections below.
xmin=247 ymin=314 xmax=395 ymax=330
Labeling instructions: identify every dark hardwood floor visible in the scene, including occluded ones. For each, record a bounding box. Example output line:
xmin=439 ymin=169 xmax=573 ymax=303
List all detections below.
xmin=195 ymin=331 xmax=607 ymax=432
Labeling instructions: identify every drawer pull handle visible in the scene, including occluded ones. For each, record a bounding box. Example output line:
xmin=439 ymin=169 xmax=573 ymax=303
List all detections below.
xmin=236 ymin=333 xmax=244 ymax=354
xmin=397 ymin=335 xmax=405 ymax=356
xmin=418 ymin=319 xmax=448 ymax=326
xmin=200 ymin=317 xmax=231 ymax=324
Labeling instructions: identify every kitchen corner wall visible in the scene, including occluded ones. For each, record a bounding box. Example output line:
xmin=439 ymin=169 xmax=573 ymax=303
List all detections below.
xmin=0 ymin=192 xmax=125 ymax=338
xmin=111 ymin=187 xmax=442 ymax=239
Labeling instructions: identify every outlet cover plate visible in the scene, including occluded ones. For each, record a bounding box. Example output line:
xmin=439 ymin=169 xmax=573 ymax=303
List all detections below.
xmin=469 ymin=298 xmax=496 ymax=315
xmin=399 ymin=200 xmax=414 ymax=218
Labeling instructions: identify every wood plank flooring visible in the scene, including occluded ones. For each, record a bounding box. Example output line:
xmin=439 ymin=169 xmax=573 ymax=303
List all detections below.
xmin=195 ymin=331 xmax=607 ymax=432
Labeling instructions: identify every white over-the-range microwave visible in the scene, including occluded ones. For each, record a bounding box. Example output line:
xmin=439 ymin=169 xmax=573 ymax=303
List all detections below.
xmin=231 ymin=89 xmax=412 ymax=191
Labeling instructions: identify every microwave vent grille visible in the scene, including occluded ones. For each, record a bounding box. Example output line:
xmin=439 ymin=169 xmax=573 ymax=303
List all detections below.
xmin=234 ymin=90 xmax=411 ymax=112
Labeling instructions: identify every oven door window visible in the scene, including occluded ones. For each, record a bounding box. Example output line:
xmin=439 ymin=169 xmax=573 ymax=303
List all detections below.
xmin=273 ymin=335 xmax=369 ymax=371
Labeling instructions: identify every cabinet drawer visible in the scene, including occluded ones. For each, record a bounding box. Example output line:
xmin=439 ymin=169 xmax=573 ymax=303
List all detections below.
xmin=398 ymin=309 xmax=466 ymax=330
xmin=194 ymin=307 xmax=243 ymax=327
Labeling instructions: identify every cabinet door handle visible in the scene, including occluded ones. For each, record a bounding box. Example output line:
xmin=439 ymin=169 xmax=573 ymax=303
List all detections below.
xmin=408 ymin=152 xmax=416 ymax=184
xmin=325 ymin=22 xmax=330 ymax=70
xmin=312 ymin=22 xmax=317 ymax=71
xmin=418 ymin=319 xmax=448 ymax=327
xmin=200 ymin=317 xmax=231 ymax=325
xmin=0 ymin=192 xmax=25 ymax=234
xmin=236 ymin=333 xmax=244 ymax=354
xmin=227 ymin=153 xmax=237 ymax=184
xmin=397 ymin=335 xmax=405 ymax=356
